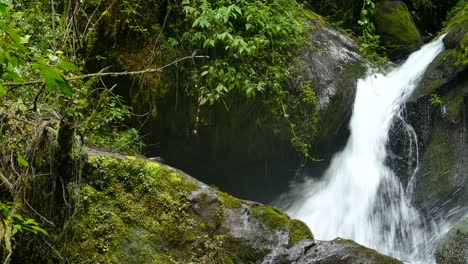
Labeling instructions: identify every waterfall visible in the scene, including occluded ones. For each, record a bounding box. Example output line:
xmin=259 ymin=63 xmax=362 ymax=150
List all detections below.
xmin=277 ymin=35 xmax=446 ymax=262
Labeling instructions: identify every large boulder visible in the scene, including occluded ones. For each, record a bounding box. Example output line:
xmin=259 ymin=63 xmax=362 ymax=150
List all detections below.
xmin=435 ymin=217 xmax=468 ymax=264
xmin=375 ymin=1 xmax=423 ymax=60
xmin=293 ymin=238 xmax=403 ymax=264
xmin=298 ymin=14 xmax=367 ymax=156
xmin=39 ymin=150 xmax=400 ymax=264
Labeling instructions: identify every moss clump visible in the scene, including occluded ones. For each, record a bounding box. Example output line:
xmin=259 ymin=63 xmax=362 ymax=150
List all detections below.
xmin=441 ymin=2 xmax=468 ymax=66
xmin=301 ymin=9 xmax=328 ymax=25
xmin=435 ymin=217 xmax=468 ymax=264
xmin=252 ymin=205 xmax=313 ymax=245
xmin=223 ymin=236 xmax=272 ymax=262
xmin=289 ymin=219 xmax=314 ymax=245
xmin=375 ymin=1 xmax=423 ymax=47
xmin=252 ymin=205 xmax=291 ymax=232
xmin=218 ymin=191 xmax=243 ymax=209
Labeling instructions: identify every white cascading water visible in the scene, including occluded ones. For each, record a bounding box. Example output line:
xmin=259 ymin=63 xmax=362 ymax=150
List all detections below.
xmin=278 ymin=35 xmax=446 ymax=262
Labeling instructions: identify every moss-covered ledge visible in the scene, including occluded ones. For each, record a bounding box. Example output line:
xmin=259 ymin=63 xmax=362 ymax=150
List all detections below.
xmin=59 ymin=150 xmax=402 ymax=263
xmin=62 ymin=150 xmax=313 ymax=263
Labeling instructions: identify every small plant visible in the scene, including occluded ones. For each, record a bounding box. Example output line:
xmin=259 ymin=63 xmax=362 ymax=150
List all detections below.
xmin=0 ymin=201 xmax=47 ymax=261
xmin=357 ymin=0 xmax=386 ymax=66
xmin=430 ymin=93 xmax=442 ymax=106
xmin=456 ymin=33 xmax=468 ymax=66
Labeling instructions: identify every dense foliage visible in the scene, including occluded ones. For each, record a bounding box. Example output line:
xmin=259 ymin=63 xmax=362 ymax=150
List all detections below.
xmin=181 ymin=0 xmax=304 ymax=104
xmin=0 ymin=0 xmax=141 ymax=260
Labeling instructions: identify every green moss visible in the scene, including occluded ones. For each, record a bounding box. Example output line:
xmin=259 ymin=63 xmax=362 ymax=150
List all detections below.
xmin=218 ymin=191 xmax=243 ymax=209
xmin=223 ymin=237 xmax=271 ymax=262
xmin=442 ymin=2 xmax=468 ymax=34
xmin=252 ymin=205 xmax=291 ymax=232
xmin=375 ymin=1 xmax=423 ymax=47
xmin=441 ymin=3 xmax=468 ymax=66
xmin=300 ymin=9 xmax=327 ymax=25
xmin=288 ymin=219 xmax=313 ymax=245
xmin=64 ymin=154 xmax=205 ymax=263
xmin=252 ymin=205 xmax=313 ymax=245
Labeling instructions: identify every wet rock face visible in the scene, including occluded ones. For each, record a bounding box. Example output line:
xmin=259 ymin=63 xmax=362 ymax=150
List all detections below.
xmin=299 ymin=20 xmax=367 ymax=154
xmin=374 ymin=1 xmax=423 ymax=61
xmin=435 ymin=217 xmax=468 ymax=264
xmin=396 ymin=8 xmax=468 ymax=217
xmin=398 ymin=63 xmax=468 ymax=217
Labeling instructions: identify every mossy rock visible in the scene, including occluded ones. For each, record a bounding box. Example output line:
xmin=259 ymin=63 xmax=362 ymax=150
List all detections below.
xmin=410 ymin=79 xmax=468 ymax=215
xmin=59 ymin=150 xmax=315 ymax=263
xmin=375 ymin=1 xmax=423 ymax=59
xmin=295 ymin=238 xmax=404 ymax=263
xmin=442 ymin=3 xmax=468 ymax=49
xmin=435 ymin=217 xmax=468 ymax=264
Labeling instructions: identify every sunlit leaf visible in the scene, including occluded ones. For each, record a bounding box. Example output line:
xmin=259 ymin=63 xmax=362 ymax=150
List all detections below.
xmin=17 ymin=156 xmax=29 ymax=167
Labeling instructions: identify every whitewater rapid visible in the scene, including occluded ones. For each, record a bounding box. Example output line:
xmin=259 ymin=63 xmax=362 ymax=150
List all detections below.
xmin=277 ymin=35 xmax=447 ymax=262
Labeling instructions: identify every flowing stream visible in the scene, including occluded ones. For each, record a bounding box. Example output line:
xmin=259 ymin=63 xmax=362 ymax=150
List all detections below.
xmin=277 ymin=36 xmax=447 ymax=262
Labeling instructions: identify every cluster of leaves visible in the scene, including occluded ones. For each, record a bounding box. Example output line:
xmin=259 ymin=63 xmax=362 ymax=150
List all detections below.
xmin=430 ymin=93 xmax=442 ymax=106
xmin=357 ymin=0 xmax=386 ymax=66
xmin=0 ymin=1 xmax=78 ymax=95
xmin=456 ymin=33 xmax=468 ymax=65
xmin=181 ymin=0 xmax=304 ymax=105
xmin=0 ymin=201 xmax=47 ymax=254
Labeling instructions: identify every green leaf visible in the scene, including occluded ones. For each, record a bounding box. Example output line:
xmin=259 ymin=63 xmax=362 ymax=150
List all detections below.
xmin=12 ymin=214 xmax=24 ymax=221
xmin=57 ymin=62 xmax=80 ymax=72
xmin=0 ymin=83 xmax=4 ymax=97
xmin=43 ymin=74 xmax=56 ymax=91
xmin=29 ymin=225 xmax=48 ymax=236
xmin=55 ymin=78 xmax=72 ymax=96
xmin=23 ymin=218 xmax=36 ymax=225
xmin=0 ymin=21 xmax=8 ymax=32
xmin=0 ymin=3 xmax=7 ymax=13
xmin=17 ymin=156 xmax=29 ymax=167
xmin=12 ymin=225 xmax=22 ymax=236
xmin=7 ymin=30 xmax=21 ymax=44
xmin=6 ymin=69 xmax=23 ymax=83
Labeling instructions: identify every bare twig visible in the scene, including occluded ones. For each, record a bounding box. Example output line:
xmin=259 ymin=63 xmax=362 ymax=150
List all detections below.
xmin=24 ymin=198 xmax=55 ymax=226
xmin=3 ymin=54 xmax=209 ymax=87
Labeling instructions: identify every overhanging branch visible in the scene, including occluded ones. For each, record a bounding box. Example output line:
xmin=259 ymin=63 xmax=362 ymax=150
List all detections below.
xmin=3 ymin=54 xmax=209 ymax=87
